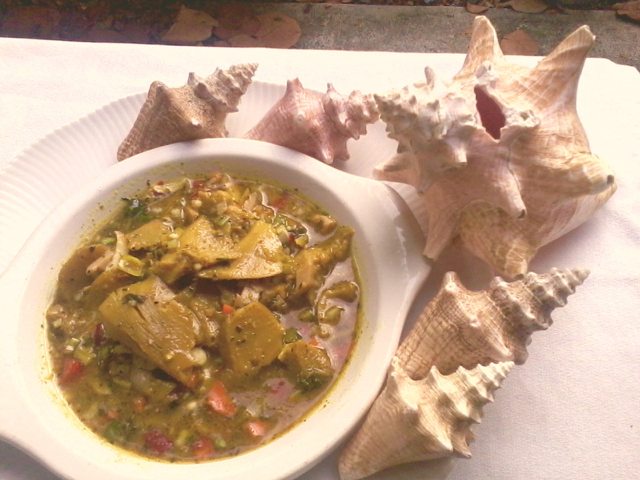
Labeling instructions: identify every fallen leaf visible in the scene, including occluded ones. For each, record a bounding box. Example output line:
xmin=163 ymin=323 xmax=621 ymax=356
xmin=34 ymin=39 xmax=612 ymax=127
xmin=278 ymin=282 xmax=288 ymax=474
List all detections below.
xmin=613 ymin=0 xmax=640 ymax=22
xmin=500 ymin=0 xmax=548 ymax=13
xmin=466 ymin=2 xmax=491 ymax=13
xmin=227 ymin=34 xmax=267 ymax=48
xmin=213 ymin=2 xmax=261 ymax=40
xmin=500 ymin=29 xmax=539 ymax=55
xmin=162 ymin=5 xmax=218 ymax=45
xmin=254 ymin=12 xmax=302 ymax=49
xmin=1 ymin=6 xmax=62 ymax=38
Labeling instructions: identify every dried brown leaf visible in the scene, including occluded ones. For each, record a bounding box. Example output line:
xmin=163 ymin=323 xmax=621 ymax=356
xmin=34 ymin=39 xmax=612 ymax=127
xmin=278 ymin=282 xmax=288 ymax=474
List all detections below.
xmin=501 ymin=0 xmax=548 ymax=13
xmin=500 ymin=29 xmax=539 ymax=55
xmin=162 ymin=5 xmax=217 ymax=45
xmin=466 ymin=3 xmax=491 ymax=13
xmin=254 ymin=12 xmax=302 ymax=49
xmin=213 ymin=2 xmax=261 ymax=41
xmin=213 ymin=9 xmax=261 ymax=41
xmin=227 ymin=34 xmax=267 ymax=48
xmin=613 ymin=0 xmax=640 ymax=22
xmin=216 ymin=2 xmax=255 ymax=29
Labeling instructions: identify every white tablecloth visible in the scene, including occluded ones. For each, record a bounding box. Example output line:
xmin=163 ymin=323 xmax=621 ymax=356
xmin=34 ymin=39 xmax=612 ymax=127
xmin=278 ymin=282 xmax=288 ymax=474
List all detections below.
xmin=1 ymin=37 xmax=639 ymax=480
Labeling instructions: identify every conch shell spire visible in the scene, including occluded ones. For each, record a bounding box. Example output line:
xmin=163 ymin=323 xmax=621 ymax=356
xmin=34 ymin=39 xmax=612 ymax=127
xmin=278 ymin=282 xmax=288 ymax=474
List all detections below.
xmin=398 ymin=267 xmax=589 ymax=378
xmin=117 ymin=63 xmax=257 ymax=161
xmin=374 ymin=16 xmax=616 ymax=279
xmin=338 ymin=267 xmax=588 ymax=480
xmin=339 ymin=360 xmax=513 ymax=480
xmin=243 ymin=78 xmax=379 ymax=164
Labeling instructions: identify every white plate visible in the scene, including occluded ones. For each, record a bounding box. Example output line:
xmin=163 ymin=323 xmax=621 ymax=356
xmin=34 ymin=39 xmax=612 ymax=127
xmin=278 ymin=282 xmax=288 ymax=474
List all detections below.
xmin=0 ymin=81 xmax=424 ymax=277
xmin=0 ymin=82 xmax=430 ymax=480
xmin=0 ymin=138 xmax=430 ymax=480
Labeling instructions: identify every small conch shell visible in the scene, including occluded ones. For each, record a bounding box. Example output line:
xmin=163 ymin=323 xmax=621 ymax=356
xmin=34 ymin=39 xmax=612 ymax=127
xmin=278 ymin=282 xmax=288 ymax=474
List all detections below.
xmin=243 ymin=78 xmax=379 ymax=164
xmin=374 ymin=16 xmax=616 ymax=279
xmin=339 ymin=360 xmax=513 ymax=480
xmin=117 ymin=63 xmax=257 ymax=161
xmin=338 ymin=267 xmax=588 ymax=480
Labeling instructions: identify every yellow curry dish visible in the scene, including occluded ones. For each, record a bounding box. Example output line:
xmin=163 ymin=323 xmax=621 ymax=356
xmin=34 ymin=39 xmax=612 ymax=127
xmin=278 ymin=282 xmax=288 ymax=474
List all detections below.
xmin=46 ymin=172 xmax=361 ymax=462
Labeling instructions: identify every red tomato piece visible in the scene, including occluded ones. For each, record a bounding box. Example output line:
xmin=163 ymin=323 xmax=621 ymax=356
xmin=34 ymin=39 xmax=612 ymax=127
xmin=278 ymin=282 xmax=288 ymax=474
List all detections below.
xmin=144 ymin=429 xmax=173 ymax=454
xmin=59 ymin=356 xmax=84 ymax=386
xmin=221 ymin=304 xmax=235 ymax=315
xmin=207 ymin=380 xmax=236 ymax=417
xmin=192 ymin=179 xmax=206 ymax=190
xmin=132 ymin=395 xmax=147 ymax=413
xmin=246 ymin=420 xmax=268 ymax=438
xmin=192 ymin=436 xmax=214 ymax=458
xmin=272 ymin=194 xmax=289 ymax=210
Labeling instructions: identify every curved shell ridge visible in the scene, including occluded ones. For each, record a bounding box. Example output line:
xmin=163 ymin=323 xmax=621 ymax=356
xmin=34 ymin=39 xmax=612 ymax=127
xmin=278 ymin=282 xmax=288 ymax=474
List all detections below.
xmin=323 ymin=84 xmax=380 ymax=140
xmin=396 ymin=272 xmax=523 ymax=378
xmin=523 ymin=267 xmax=589 ymax=311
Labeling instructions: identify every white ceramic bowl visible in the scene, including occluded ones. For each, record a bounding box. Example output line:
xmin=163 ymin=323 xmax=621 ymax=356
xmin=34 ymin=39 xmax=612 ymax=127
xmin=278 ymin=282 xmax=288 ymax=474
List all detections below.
xmin=0 ymin=138 xmax=429 ymax=480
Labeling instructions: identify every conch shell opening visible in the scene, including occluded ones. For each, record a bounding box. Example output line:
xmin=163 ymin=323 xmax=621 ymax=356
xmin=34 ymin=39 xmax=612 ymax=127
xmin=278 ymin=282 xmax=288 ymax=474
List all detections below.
xmin=373 ymin=16 xmax=616 ymax=279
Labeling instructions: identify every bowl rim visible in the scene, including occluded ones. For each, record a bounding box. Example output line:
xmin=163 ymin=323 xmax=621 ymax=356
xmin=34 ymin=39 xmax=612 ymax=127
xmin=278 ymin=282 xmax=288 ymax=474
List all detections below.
xmin=0 ymin=138 xmax=429 ymax=480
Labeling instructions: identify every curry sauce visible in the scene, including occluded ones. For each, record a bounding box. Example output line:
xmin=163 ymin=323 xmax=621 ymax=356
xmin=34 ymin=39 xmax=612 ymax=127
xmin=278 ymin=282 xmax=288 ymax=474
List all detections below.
xmin=46 ymin=172 xmax=360 ymax=462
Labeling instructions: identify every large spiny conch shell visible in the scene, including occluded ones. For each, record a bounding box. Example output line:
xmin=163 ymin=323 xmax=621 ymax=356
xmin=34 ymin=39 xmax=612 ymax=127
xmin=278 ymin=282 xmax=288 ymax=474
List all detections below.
xmin=117 ymin=63 xmax=257 ymax=161
xmin=338 ymin=267 xmax=588 ymax=480
xmin=243 ymin=78 xmax=379 ymax=164
xmin=374 ymin=16 xmax=616 ymax=279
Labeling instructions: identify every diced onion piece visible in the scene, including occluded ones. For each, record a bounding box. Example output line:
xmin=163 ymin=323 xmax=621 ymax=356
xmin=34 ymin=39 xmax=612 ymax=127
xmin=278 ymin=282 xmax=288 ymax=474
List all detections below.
xmin=118 ymin=254 xmax=145 ymax=277
xmin=189 ymin=347 xmax=208 ymax=366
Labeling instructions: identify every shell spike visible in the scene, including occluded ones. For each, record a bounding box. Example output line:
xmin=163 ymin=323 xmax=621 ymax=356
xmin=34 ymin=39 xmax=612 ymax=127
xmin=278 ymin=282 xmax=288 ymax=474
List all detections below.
xmin=520 ymin=26 xmax=594 ymax=111
xmin=457 ymin=16 xmax=504 ymax=78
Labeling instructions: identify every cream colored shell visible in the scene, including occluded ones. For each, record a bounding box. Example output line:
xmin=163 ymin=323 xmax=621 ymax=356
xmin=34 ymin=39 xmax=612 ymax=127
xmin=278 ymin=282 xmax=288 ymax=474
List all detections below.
xmin=374 ymin=16 xmax=616 ymax=279
xmin=243 ymin=78 xmax=379 ymax=164
xmin=339 ymin=360 xmax=513 ymax=480
xmin=338 ymin=267 xmax=588 ymax=480
xmin=117 ymin=63 xmax=257 ymax=161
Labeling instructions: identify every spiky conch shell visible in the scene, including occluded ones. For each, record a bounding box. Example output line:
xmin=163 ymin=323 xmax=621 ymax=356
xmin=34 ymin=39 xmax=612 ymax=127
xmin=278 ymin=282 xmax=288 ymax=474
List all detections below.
xmin=243 ymin=78 xmax=379 ymax=164
xmin=373 ymin=16 xmax=616 ymax=279
xmin=338 ymin=267 xmax=588 ymax=480
xmin=117 ymin=63 xmax=258 ymax=161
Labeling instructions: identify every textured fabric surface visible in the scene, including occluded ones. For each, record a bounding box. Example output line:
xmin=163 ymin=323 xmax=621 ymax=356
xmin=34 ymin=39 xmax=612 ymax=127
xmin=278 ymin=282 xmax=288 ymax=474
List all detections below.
xmin=0 ymin=38 xmax=639 ymax=480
